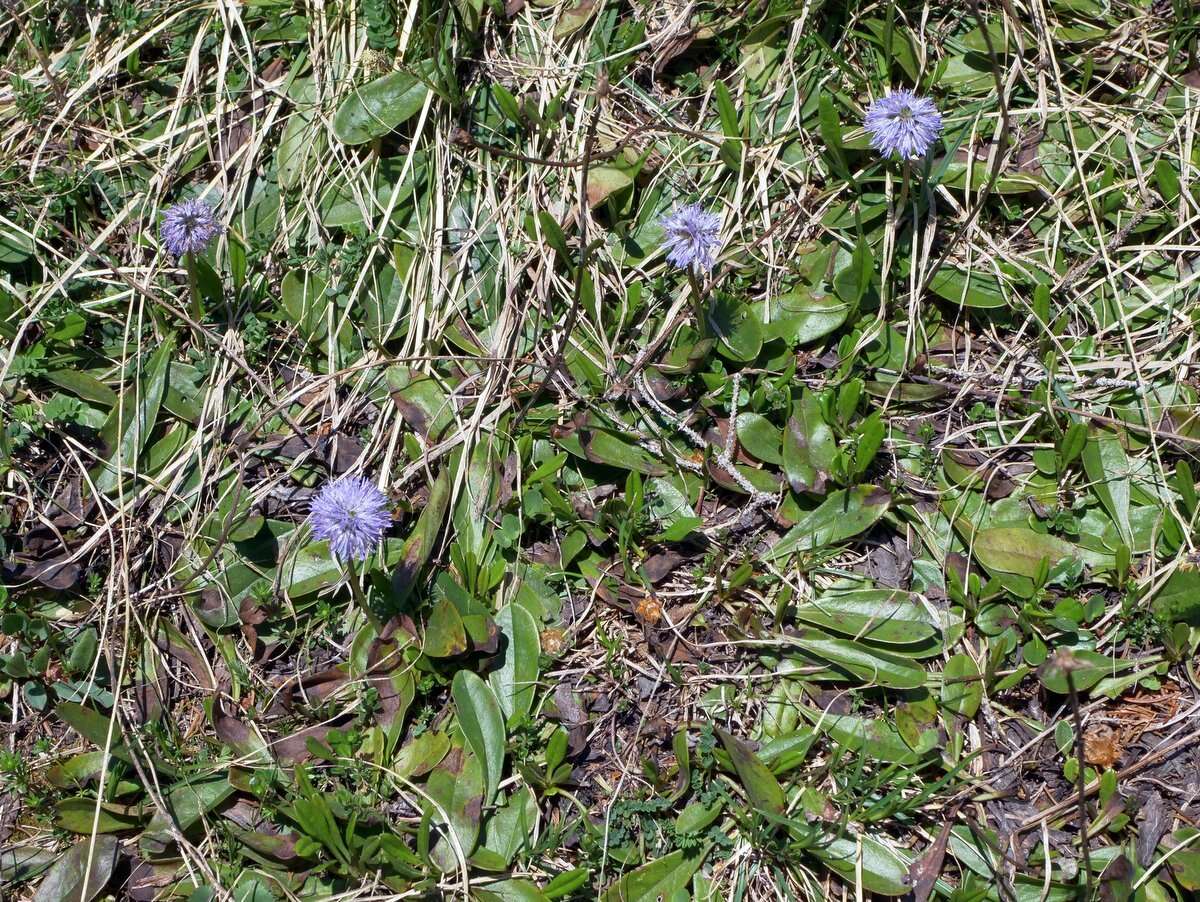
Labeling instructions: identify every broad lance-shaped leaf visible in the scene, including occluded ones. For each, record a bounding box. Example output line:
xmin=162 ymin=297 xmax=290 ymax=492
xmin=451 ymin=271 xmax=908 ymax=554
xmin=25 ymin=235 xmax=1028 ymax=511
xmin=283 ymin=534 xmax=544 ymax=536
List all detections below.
xmin=423 ymin=597 xmax=467 ymax=658
xmin=1081 ymin=428 xmax=1132 ymax=545
xmin=811 ymin=833 xmax=913 ymax=896
xmin=489 ymin=604 xmax=540 ymax=725
xmin=32 ymin=835 xmax=120 ymax=902
xmin=735 ymin=412 xmax=782 ymax=464
xmin=927 ymin=266 xmax=1009 ymax=309
xmin=941 ymin=653 xmax=982 ymax=718
xmin=575 ymin=427 xmax=667 ymax=476
xmin=55 ymin=702 xmax=178 ymax=778
xmin=140 ymin=778 xmax=235 ymax=856
xmin=1038 ymin=649 xmax=1135 ymax=694
xmin=392 ymin=468 xmax=451 ymax=605
xmin=782 ymin=389 xmax=836 ymax=494
xmin=451 ymin=671 xmax=506 ymax=805
xmin=332 ymin=66 xmax=431 ymax=145
xmin=426 ymin=749 xmax=485 ymax=869
xmin=715 ymin=727 xmax=785 ymax=814
xmin=93 ymin=336 xmax=174 ymax=493
xmin=788 ymin=633 xmax=927 ymax=689
xmin=767 ymin=486 xmax=891 ymax=560
xmin=799 ymin=707 xmax=933 ymax=765
xmin=763 ymin=289 xmax=851 ymax=347
xmin=791 ymin=589 xmax=937 ymax=645
xmin=599 ymin=847 xmax=711 ymax=902
xmin=1152 ymin=567 xmax=1200 ymax=623
xmin=971 ymin=526 xmax=1078 ymax=578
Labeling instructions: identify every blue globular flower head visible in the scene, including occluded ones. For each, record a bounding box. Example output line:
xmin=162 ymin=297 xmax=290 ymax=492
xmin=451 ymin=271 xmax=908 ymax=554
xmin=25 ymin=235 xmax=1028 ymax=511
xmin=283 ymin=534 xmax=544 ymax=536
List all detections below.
xmin=864 ymin=90 xmax=943 ymax=160
xmin=160 ymin=198 xmax=223 ymax=257
xmin=660 ymin=203 xmax=722 ymax=272
xmin=308 ymin=475 xmax=392 ymax=561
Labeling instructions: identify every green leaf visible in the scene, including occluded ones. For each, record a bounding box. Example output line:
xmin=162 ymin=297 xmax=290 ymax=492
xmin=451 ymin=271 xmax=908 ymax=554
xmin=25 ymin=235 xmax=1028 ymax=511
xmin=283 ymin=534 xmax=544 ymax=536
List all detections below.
xmin=426 ymin=750 xmax=486 ymax=868
xmin=834 ymin=238 xmax=874 ymax=305
xmin=278 ymin=85 xmax=318 ymax=190
xmin=818 ymin=94 xmax=849 ymax=179
xmin=473 ymin=878 xmax=549 ymax=902
xmin=715 ymin=727 xmax=785 ymax=814
xmin=55 ymin=702 xmax=180 ymax=777
xmin=575 ymin=428 xmax=667 ymax=476
xmin=489 ymin=605 xmax=541 ymax=726
xmin=1155 ymin=158 xmax=1181 ymax=204
xmin=491 ymin=84 xmax=523 ymax=125
xmin=789 ymin=633 xmax=927 ymax=688
xmin=710 ymin=296 xmax=763 ymax=363
xmin=280 ymin=541 xmax=341 ymax=597
xmin=971 ymin=526 xmax=1079 ymax=578
xmin=734 ymin=413 xmax=782 ymax=464
xmin=767 ymin=486 xmax=891 ymax=560
xmin=425 ymin=597 xmax=468 ymax=657
xmin=394 ymin=730 xmax=450 ymax=779
xmin=392 ymin=468 xmax=451 ymax=605
xmin=714 ymin=81 xmax=741 ymax=170
xmin=0 ymin=845 xmax=56 ymax=884
xmin=279 ymin=269 xmax=330 ymax=343
xmin=32 ymin=835 xmax=120 ymax=902
xmin=1152 ymin=567 xmax=1200 ymax=623
xmin=782 ymin=389 xmax=836 ymax=495
xmin=53 ymin=797 xmax=144 ymax=834
xmin=44 ymin=369 xmax=117 ymax=407
xmin=942 ymin=653 xmax=983 ymax=717
xmin=1080 ymin=429 xmax=1132 ymax=545
xmin=791 ymin=589 xmax=937 ymax=645
xmin=0 ymin=224 xmax=34 ymax=263
xmin=332 ymin=68 xmax=431 ymax=144
xmin=586 ymin=166 xmax=634 ymax=206
xmin=140 ymin=778 xmax=235 ymax=857
xmin=544 ymin=867 xmax=592 ymax=899
xmin=674 ymin=798 xmax=725 ymax=835
xmin=479 ymin=787 xmax=538 ymax=869
xmin=452 ymin=671 xmax=506 ymax=805
xmin=1038 ymin=649 xmax=1130 ymax=694
xmin=534 ymin=211 xmax=572 ymax=261
xmin=927 ymin=266 xmax=1009 ymax=309
xmin=800 ymin=708 xmax=932 ymax=765
xmin=763 ymin=289 xmax=851 ymax=346
xmin=811 ymin=833 xmax=912 ymax=896
xmin=554 ymin=0 xmax=604 ymax=40
xmin=1059 ymin=421 xmax=1088 ymax=466
xmin=599 ymin=848 xmax=709 ymax=902
xmin=93 ymin=336 xmax=174 ymax=493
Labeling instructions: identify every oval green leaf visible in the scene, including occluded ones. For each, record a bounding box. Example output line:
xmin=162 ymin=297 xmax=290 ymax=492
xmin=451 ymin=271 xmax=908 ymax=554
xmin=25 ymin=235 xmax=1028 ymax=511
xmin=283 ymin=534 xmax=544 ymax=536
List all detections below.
xmin=333 ymin=68 xmax=431 ymax=145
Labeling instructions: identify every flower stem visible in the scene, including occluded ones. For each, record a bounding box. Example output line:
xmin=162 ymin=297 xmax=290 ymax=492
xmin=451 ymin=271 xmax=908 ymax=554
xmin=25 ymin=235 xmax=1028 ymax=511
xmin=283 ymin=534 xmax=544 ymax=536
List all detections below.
xmin=897 ymin=159 xmax=913 ymax=219
xmin=184 ymin=252 xmax=204 ymax=322
xmin=345 ymin=560 xmax=386 ymax=637
xmin=686 ymin=267 xmax=708 ymax=337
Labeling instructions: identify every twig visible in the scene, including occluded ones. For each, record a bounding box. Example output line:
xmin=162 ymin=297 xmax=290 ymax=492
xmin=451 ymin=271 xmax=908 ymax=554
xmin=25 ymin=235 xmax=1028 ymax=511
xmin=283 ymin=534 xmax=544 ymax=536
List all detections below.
xmin=1065 ymin=666 xmax=1094 ymax=897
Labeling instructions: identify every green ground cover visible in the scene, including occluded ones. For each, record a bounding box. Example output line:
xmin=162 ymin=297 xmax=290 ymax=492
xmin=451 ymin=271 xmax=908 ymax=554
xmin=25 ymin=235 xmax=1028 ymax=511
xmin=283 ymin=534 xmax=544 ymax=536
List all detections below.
xmin=2 ymin=0 xmax=1200 ymax=899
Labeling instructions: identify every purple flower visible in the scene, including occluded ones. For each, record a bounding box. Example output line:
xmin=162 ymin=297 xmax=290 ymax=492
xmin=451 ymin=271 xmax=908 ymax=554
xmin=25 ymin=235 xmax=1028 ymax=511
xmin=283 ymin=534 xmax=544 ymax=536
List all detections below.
xmin=660 ymin=203 xmax=722 ymax=272
xmin=160 ymin=198 xmax=223 ymax=257
xmin=864 ymin=90 xmax=943 ymax=160
xmin=308 ymin=475 xmax=392 ymax=560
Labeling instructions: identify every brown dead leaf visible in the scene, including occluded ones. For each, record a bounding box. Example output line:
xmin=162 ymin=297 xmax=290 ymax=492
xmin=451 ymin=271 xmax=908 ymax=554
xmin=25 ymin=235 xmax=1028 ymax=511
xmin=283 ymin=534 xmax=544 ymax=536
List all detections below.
xmin=634 ymin=594 xmax=663 ymax=625
xmin=1083 ymin=723 xmax=1122 ymax=768
xmin=908 ymin=814 xmax=957 ymax=902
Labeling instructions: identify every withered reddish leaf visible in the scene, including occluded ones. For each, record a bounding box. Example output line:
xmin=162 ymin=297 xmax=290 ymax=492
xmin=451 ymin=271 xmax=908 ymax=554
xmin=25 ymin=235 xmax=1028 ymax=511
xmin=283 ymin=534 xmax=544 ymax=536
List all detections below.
xmin=643 ymin=551 xmax=683 ymax=584
xmin=909 ymin=818 xmax=955 ymax=902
